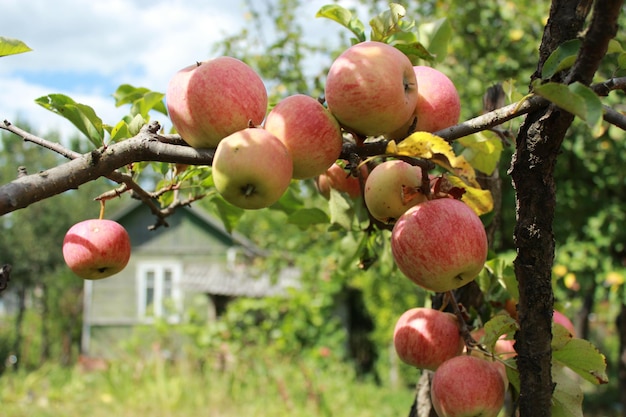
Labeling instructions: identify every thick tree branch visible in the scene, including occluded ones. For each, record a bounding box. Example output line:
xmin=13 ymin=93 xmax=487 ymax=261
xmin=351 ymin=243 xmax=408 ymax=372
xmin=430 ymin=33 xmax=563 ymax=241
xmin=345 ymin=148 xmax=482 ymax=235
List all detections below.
xmin=0 ymin=121 xmax=215 ymax=216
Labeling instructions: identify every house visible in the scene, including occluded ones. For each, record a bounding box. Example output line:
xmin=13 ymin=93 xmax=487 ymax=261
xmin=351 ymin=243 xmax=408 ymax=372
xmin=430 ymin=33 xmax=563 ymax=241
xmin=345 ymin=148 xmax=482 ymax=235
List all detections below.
xmin=81 ymin=202 xmax=299 ymax=357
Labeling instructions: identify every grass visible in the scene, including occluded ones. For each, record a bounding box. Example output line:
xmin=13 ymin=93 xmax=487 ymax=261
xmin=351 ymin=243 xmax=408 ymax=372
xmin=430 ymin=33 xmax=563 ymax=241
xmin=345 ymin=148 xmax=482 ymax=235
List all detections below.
xmin=0 ymin=349 xmax=414 ymax=417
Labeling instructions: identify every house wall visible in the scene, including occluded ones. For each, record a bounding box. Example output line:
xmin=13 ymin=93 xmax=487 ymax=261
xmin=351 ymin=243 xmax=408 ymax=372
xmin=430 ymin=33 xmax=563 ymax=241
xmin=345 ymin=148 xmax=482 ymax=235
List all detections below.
xmin=82 ymin=204 xmax=238 ymax=356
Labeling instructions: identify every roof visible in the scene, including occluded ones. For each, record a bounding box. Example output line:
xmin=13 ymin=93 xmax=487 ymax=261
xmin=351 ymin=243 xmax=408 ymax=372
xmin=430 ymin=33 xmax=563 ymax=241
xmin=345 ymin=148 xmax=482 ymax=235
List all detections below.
xmin=181 ymin=263 xmax=300 ymax=297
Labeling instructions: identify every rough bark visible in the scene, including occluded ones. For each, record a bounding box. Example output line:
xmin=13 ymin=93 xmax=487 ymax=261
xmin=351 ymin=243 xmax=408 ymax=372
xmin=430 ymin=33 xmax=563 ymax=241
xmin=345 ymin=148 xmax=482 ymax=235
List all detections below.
xmin=510 ymin=1 xmax=622 ymax=416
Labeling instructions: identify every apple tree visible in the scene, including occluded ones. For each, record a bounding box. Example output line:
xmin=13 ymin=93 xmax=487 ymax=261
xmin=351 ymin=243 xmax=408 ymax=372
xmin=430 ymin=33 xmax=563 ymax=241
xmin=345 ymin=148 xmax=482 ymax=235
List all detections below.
xmin=1 ymin=1 xmax=626 ymax=416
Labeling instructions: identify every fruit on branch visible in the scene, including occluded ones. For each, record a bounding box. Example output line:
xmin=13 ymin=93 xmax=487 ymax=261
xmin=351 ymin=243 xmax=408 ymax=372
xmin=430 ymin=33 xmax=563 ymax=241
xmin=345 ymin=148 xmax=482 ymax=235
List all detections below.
xmin=553 ymin=310 xmax=576 ymax=336
xmin=431 ymin=355 xmax=506 ymax=417
xmin=166 ymin=57 xmax=268 ymax=148
xmin=212 ymin=127 xmax=293 ymax=210
xmin=388 ymin=66 xmax=461 ymax=140
xmin=393 ymin=307 xmax=464 ymax=371
xmin=363 ymin=159 xmax=427 ymax=223
xmin=62 ymin=219 xmax=131 ymax=280
xmin=315 ymin=161 xmax=364 ymax=199
xmin=264 ymin=94 xmax=343 ymax=179
xmin=324 ymin=41 xmax=418 ymax=137
xmin=391 ymin=198 xmax=488 ymax=293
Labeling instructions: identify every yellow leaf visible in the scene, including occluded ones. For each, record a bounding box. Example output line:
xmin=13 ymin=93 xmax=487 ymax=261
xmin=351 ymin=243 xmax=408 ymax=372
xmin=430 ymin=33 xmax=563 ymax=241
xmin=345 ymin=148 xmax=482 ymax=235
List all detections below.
xmin=446 ymin=174 xmax=493 ymax=216
xmin=387 ymin=132 xmax=480 ymax=187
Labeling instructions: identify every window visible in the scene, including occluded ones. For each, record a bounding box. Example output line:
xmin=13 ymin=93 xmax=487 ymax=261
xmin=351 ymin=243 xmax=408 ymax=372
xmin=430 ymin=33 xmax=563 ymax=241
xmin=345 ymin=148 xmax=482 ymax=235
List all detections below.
xmin=137 ymin=262 xmax=182 ymax=323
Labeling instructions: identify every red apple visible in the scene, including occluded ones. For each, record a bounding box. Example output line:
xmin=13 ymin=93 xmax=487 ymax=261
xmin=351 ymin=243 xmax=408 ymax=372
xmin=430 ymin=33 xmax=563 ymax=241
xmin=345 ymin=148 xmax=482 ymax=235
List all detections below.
xmin=364 ymin=159 xmax=428 ymax=223
xmin=62 ymin=219 xmax=131 ymax=280
xmin=264 ymin=94 xmax=343 ymax=179
xmin=166 ymin=57 xmax=268 ymax=148
xmin=324 ymin=41 xmax=418 ymax=137
xmin=553 ymin=310 xmax=576 ymax=336
xmin=431 ymin=355 xmax=506 ymax=417
xmin=391 ymin=198 xmax=488 ymax=293
xmin=388 ymin=66 xmax=461 ymax=139
xmin=212 ymin=127 xmax=293 ymax=209
xmin=393 ymin=307 xmax=464 ymax=371
xmin=315 ymin=161 xmax=363 ymax=199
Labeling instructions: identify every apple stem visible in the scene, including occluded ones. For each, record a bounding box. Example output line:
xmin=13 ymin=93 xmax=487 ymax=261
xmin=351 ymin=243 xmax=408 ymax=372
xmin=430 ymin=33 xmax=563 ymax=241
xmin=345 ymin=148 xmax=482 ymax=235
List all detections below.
xmin=445 ymin=290 xmax=481 ymax=353
xmin=99 ymin=200 xmax=106 ymax=220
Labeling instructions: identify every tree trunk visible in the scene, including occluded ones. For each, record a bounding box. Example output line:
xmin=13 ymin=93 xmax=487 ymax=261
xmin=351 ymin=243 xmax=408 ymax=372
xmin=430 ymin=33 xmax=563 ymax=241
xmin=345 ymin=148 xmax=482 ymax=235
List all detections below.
xmin=511 ymin=1 xmax=621 ymax=415
xmin=617 ymin=303 xmax=626 ymax=416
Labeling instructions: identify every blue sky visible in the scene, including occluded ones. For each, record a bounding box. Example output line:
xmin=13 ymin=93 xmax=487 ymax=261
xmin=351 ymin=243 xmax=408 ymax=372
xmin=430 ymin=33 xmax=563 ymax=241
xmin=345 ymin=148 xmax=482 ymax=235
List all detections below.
xmin=0 ymin=0 xmax=352 ymax=139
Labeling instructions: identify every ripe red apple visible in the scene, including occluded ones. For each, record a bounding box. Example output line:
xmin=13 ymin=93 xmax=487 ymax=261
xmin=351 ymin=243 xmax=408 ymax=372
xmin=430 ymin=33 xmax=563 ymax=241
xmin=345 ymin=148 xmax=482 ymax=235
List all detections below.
xmin=212 ymin=127 xmax=293 ymax=210
xmin=553 ymin=310 xmax=576 ymax=336
xmin=391 ymin=198 xmax=488 ymax=293
xmin=264 ymin=94 xmax=343 ymax=179
xmin=315 ymin=161 xmax=363 ymax=199
xmin=62 ymin=219 xmax=131 ymax=280
xmin=364 ymin=159 xmax=428 ymax=223
xmin=431 ymin=355 xmax=506 ymax=417
xmin=393 ymin=307 xmax=464 ymax=371
xmin=166 ymin=57 xmax=268 ymax=148
xmin=388 ymin=66 xmax=461 ymax=139
xmin=324 ymin=41 xmax=418 ymax=137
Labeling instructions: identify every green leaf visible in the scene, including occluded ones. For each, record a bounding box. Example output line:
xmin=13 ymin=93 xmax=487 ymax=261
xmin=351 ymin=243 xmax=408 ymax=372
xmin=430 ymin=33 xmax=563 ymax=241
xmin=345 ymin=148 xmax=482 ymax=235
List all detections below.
xmin=210 ymin=194 xmax=245 ymax=234
xmin=316 ymin=5 xmax=365 ymax=43
xmin=541 ymin=39 xmax=581 ymax=79
xmin=270 ymin=184 xmax=304 ymax=215
xmin=551 ymin=364 xmax=584 ymax=417
xmin=287 ymin=208 xmax=330 ymax=229
xmin=109 ymin=120 xmax=130 ymax=142
xmin=532 ymin=81 xmax=603 ymax=131
xmin=552 ymin=331 xmax=609 ymax=385
xmin=458 ymin=130 xmax=504 ymax=175
xmin=369 ymin=3 xmax=407 ymax=43
xmin=114 ymin=84 xmax=167 ymax=117
xmin=607 ymin=39 xmax=625 ymax=55
xmin=418 ymin=18 xmax=452 ymax=63
xmin=35 ymin=94 xmax=104 ymax=146
xmin=481 ymin=313 xmax=518 ymax=353
xmin=328 ymin=188 xmax=354 ymax=231
xmin=0 ymin=37 xmax=32 ymax=57
xmin=393 ymin=42 xmax=435 ymax=64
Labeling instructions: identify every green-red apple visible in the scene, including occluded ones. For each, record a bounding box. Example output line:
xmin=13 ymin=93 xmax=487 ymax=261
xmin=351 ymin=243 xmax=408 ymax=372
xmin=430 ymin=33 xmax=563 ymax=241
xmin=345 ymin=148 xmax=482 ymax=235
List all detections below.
xmin=62 ymin=219 xmax=131 ymax=280
xmin=212 ymin=127 xmax=293 ymax=210
xmin=364 ymin=159 xmax=427 ymax=223
xmin=324 ymin=41 xmax=418 ymax=137
xmin=264 ymin=94 xmax=343 ymax=179
xmin=315 ymin=161 xmax=364 ymax=199
xmin=431 ymin=355 xmax=506 ymax=417
xmin=391 ymin=198 xmax=488 ymax=292
xmin=393 ymin=307 xmax=464 ymax=371
xmin=388 ymin=66 xmax=461 ymax=139
xmin=166 ymin=57 xmax=268 ymax=148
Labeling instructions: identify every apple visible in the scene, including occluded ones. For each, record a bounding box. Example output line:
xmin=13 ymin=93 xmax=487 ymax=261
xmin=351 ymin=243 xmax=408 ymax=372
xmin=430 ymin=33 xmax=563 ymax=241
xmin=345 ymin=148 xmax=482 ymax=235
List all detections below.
xmin=553 ymin=310 xmax=576 ymax=336
xmin=315 ymin=161 xmax=363 ymax=199
xmin=388 ymin=66 xmax=461 ymax=139
xmin=364 ymin=159 xmax=428 ymax=223
xmin=264 ymin=94 xmax=343 ymax=179
xmin=62 ymin=219 xmax=131 ymax=280
xmin=212 ymin=127 xmax=293 ymax=209
xmin=391 ymin=198 xmax=488 ymax=293
xmin=166 ymin=57 xmax=268 ymax=148
xmin=431 ymin=355 xmax=506 ymax=417
xmin=324 ymin=41 xmax=418 ymax=137
xmin=393 ymin=307 xmax=464 ymax=371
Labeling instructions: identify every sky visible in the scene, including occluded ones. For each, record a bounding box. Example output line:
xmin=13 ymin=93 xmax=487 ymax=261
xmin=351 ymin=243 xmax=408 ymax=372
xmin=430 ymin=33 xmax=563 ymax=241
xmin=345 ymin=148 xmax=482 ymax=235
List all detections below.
xmin=0 ymin=0 xmax=353 ymax=139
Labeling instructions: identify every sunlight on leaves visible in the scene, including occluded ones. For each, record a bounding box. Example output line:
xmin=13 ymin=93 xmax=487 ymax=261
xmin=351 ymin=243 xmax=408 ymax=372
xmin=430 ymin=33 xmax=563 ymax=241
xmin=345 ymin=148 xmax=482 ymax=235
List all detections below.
xmin=552 ymin=364 xmax=584 ymax=417
xmin=458 ymin=130 xmax=504 ymax=175
xmin=316 ymin=5 xmax=366 ymax=43
xmin=0 ymin=37 xmax=32 ymax=57
xmin=552 ymin=324 xmax=609 ymax=385
xmin=35 ymin=94 xmax=104 ymax=146
xmin=417 ymin=18 xmax=452 ymax=63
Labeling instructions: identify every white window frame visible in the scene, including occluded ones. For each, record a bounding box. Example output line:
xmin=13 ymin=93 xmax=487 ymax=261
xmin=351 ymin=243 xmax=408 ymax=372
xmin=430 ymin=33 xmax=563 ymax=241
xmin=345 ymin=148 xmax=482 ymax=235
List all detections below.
xmin=137 ymin=261 xmax=183 ymax=323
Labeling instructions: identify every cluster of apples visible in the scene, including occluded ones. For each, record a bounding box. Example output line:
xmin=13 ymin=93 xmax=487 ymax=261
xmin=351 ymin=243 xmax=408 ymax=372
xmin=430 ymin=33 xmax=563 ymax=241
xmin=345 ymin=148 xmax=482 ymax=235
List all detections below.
xmin=164 ymin=41 xmax=462 ymax=211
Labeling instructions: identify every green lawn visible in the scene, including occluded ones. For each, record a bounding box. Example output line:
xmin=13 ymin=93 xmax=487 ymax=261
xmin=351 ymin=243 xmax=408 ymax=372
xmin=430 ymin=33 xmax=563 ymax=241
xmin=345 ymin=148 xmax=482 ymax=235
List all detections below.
xmin=0 ymin=352 xmax=414 ymax=417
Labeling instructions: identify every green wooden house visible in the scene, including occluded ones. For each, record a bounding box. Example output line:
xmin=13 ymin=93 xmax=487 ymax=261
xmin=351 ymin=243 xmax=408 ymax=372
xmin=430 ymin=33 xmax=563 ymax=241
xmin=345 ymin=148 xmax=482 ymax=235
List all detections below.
xmin=81 ymin=202 xmax=299 ymax=357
